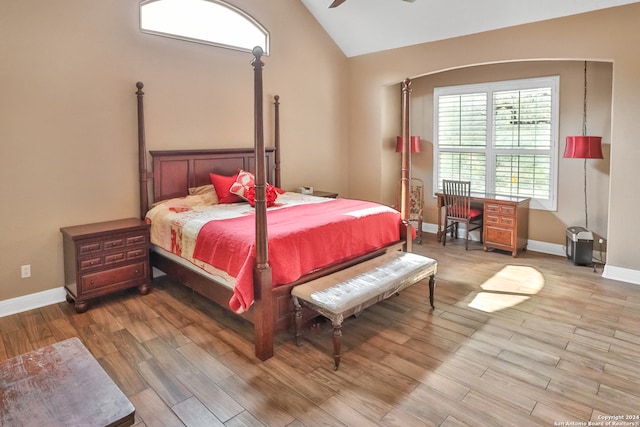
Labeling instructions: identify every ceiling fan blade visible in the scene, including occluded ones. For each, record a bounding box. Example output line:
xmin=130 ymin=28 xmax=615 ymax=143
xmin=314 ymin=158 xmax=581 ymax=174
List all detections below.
xmin=330 ymin=0 xmax=414 ymax=8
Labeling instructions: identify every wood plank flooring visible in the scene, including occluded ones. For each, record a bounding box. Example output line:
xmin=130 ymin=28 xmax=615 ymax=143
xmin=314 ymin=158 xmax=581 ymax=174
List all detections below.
xmin=2 ymin=235 xmax=640 ymax=426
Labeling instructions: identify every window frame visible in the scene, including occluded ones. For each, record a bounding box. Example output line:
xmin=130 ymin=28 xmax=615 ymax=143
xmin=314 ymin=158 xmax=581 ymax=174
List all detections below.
xmin=433 ymin=76 xmax=560 ymax=211
xmin=140 ymin=0 xmax=269 ymax=55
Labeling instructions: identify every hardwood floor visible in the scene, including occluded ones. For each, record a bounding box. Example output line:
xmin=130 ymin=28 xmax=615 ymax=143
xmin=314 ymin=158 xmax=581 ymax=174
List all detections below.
xmin=2 ymin=235 xmax=640 ymax=426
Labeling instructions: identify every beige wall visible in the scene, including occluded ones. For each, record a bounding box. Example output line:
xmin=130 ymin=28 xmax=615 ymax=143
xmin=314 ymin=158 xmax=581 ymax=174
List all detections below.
xmin=347 ymin=4 xmax=640 ymax=275
xmin=0 ymin=0 xmax=348 ymax=301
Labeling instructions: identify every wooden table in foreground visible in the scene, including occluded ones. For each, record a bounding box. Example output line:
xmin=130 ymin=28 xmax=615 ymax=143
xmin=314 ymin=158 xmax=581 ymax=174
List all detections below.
xmin=0 ymin=337 xmax=135 ymax=427
xmin=436 ymin=192 xmax=530 ymax=257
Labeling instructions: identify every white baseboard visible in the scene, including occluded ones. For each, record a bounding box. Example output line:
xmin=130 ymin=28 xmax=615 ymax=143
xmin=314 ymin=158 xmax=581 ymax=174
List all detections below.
xmin=0 ymin=271 xmax=167 ymax=319
xmin=526 ymin=239 xmax=566 ymax=257
xmin=0 ymin=287 xmax=67 ymax=318
xmin=602 ymin=265 xmax=640 ymax=285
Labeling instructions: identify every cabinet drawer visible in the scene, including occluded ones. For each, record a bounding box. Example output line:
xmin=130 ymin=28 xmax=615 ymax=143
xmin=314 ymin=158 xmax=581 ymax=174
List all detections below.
xmin=499 ymin=216 xmax=515 ymax=227
xmin=486 ymin=214 xmax=514 ymax=227
xmin=485 ymin=203 xmax=500 ymax=214
xmin=126 ymin=234 xmax=146 ymax=246
xmin=485 ymin=214 xmax=500 ymax=224
xmin=103 ymin=237 xmax=125 ymax=250
xmin=81 ymin=262 xmax=146 ymax=291
xmin=105 ymin=252 xmax=126 ymax=265
xmin=485 ymin=203 xmax=515 ymax=216
xmin=127 ymin=248 xmax=147 ymax=260
xmin=79 ymin=242 xmax=102 ymax=254
xmin=80 ymin=257 xmax=103 ymax=270
xmin=486 ymin=226 xmax=514 ymax=247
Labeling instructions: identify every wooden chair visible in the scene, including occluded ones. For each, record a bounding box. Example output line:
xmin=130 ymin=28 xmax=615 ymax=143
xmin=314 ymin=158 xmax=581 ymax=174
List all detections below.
xmin=442 ymin=180 xmax=483 ymax=250
xmin=395 ymin=178 xmax=424 ymax=244
xmin=409 ymin=178 xmax=424 ymax=244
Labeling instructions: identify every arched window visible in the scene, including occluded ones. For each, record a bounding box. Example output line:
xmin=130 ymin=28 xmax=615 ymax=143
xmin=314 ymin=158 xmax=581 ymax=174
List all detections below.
xmin=140 ymin=0 xmax=269 ymax=54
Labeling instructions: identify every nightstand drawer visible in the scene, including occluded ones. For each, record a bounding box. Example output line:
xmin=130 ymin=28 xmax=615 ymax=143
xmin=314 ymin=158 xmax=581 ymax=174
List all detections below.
xmin=80 ymin=257 xmax=103 ymax=270
xmin=104 ymin=252 xmax=126 ymax=265
xmin=104 ymin=237 xmax=125 ymax=250
xmin=81 ymin=262 xmax=147 ymax=291
xmin=127 ymin=248 xmax=147 ymax=260
xmin=126 ymin=235 xmax=146 ymax=245
xmin=79 ymin=242 xmax=102 ymax=254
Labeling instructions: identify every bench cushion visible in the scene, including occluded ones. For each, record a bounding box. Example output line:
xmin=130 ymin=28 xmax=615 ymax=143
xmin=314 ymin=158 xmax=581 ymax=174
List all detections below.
xmin=291 ymin=251 xmax=437 ymax=315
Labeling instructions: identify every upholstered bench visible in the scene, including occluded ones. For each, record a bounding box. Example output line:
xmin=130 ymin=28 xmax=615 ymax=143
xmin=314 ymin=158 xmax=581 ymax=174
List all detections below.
xmin=291 ymin=251 xmax=437 ymax=370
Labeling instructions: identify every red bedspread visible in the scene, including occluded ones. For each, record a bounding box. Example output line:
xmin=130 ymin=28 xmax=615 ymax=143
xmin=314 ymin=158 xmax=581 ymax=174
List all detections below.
xmin=192 ymin=198 xmax=401 ymax=313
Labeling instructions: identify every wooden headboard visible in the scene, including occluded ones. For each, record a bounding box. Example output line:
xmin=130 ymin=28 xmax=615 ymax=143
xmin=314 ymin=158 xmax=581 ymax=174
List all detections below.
xmin=149 ymin=148 xmax=277 ymax=204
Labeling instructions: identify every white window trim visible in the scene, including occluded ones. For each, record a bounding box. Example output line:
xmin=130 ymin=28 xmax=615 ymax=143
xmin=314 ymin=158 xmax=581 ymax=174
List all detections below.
xmin=140 ymin=0 xmax=269 ymax=55
xmin=433 ymin=76 xmax=560 ymax=211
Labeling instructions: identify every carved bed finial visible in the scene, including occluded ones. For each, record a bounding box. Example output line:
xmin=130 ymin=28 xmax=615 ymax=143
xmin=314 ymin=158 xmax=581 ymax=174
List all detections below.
xmin=252 ymin=46 xmax=264 ymax=67
xmin=402 ymin=78 xmax=411 ymax=93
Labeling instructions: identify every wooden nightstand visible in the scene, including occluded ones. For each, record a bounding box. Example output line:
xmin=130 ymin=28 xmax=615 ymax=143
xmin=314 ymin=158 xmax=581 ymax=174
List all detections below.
xmin=312 ymin=190 xmax=339 ymax=198
xmin=60 ymin=218 xmax=151 ymax=313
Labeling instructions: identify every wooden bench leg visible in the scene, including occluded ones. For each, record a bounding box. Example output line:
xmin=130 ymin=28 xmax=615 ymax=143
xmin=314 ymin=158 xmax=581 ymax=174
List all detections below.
xmin=331 ymin=317 xmax=343 ymax=371
xmin=429 ymin=275 xmax=436 ymax=309
xmin=292 ymin=296 xmax=303 ymax=346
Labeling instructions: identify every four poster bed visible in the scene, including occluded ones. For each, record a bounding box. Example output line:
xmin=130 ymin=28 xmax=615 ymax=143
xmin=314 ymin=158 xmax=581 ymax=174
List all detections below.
xmin=136 ymin=47 xmax=416 ymax=361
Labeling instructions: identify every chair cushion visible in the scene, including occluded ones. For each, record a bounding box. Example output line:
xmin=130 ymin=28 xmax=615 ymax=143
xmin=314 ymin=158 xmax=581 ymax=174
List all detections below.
xmin=469 ymin=208 xmax=483 ymax=218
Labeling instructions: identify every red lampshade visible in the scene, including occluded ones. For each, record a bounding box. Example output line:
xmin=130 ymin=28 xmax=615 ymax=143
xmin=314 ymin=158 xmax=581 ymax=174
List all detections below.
xmin=564 ymin=136 xmax=603 ymax=159
xmin=396 ymin=136 xmax=421 ymax=153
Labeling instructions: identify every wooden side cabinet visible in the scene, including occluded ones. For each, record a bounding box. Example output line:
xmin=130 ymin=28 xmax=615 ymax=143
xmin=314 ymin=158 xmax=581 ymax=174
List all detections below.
xmin=312 ymin=190 xmax=339 ymax=198
xmin=60 ymin=218 xmax=151 ymax=313
xmin=483 ymin=198 xmax=530 ymax=257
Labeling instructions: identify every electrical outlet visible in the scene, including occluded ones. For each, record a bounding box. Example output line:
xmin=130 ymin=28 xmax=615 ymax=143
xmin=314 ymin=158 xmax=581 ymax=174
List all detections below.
xmin=21 ymin=264 xmax=31 ymax=278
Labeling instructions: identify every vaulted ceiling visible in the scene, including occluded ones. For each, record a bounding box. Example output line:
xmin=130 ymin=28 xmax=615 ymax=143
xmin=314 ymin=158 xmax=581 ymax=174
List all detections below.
xmin=300 ymin=0 xmax=640 ymax=57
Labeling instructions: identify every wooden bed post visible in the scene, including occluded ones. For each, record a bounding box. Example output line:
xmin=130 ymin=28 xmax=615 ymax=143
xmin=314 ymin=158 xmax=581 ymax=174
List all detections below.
xmin=400 ymin=78 xmax=413 ymax=252
xmin=273 ymin=95 xmax=281 ymax=189
xmin=252 ymin=46 xmax=274 ymax=360
xmin=136 ymin=82 xmax=149 ymax=220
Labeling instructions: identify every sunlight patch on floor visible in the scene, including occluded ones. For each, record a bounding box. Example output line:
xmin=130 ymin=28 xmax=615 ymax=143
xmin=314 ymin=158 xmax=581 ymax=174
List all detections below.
xmin=468 ymin=265 xmax=545 ymax=313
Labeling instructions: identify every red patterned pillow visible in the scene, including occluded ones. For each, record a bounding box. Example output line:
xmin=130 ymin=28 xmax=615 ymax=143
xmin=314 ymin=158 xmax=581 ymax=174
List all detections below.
xmin=244 ymin=183 xmax=283 ymax=207
xmin=209 ymin=173 xmax=243 ymax=204
xmin=229 ymin=169 xmax=255 ymax=199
